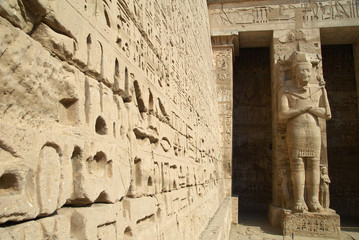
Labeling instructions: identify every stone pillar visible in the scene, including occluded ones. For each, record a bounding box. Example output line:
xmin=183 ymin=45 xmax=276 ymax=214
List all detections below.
xmin=269 ymin=28 xmax=340 ymax=238
xmin=212 ymin=36 xmax=237 ymax=197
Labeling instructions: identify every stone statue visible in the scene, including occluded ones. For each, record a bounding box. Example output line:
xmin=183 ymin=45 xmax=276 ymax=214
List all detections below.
xmin=278 ymin=51 xmax=331 ymax=212
xmin=319 ymin=166 xmax=331 ymax=209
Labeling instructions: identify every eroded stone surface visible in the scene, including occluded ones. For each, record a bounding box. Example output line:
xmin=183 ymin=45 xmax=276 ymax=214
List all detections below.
xmin=282 ymin=211 xmax=340 ymax=238
xmin=0 ymin=0 xmax=226 ymax=238
xmin=1 ymin=0 xmax=359 ymax=239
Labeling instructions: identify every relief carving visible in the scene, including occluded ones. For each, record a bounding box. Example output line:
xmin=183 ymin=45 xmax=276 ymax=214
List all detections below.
xmin=0 ymin=0 xmax=227 ymax=238
xmin=37 ymin=144 xmax=62 ymax=215
xmin=209 ymin=0 xmax=359 ymax=29
xmin=319 ymin=166 xmax=331 ymax=209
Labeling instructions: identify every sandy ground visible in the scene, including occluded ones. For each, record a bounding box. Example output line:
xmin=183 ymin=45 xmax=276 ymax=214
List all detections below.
xmin=230 ymin=212 xmax=359 ymax=240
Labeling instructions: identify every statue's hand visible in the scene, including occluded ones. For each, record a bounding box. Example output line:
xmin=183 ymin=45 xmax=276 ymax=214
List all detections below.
xmin=307 ymin=107 xmax=317 ymax=114
xmin=308 ymin=107 xmax=331 ymax=119
xmin=299 ymin=106 xmax=312 ymax=113
xmin=295 ymin=98 xmax=314 ymax=112
xmin=308 ymin=107 xmax=322 ymax=114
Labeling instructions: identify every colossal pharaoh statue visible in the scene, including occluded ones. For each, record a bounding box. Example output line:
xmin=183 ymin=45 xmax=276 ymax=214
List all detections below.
xmin=278 ymin=51 xmax=331 ymax=213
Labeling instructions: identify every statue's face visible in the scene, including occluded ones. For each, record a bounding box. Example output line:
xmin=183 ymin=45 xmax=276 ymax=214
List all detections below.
xmin=295 ymin=63 xmax=312 ymax=86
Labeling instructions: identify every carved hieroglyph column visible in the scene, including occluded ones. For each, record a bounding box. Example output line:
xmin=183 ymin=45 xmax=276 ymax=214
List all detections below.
xmin=212 ymin=36 xmax=237 ymax=196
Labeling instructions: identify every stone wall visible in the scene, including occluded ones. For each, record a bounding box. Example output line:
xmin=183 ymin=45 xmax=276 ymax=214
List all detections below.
xmin=323 ymin=44 xmax=359 ymax=217
xmin=0 ymin=0 xmax=226 ymax=239
xmin=232 ymin=47 xmax=272 ymax=212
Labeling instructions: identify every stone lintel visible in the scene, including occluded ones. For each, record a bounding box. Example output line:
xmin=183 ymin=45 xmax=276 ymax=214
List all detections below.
xmin=209 ymin=0 xmax=359 ymax=35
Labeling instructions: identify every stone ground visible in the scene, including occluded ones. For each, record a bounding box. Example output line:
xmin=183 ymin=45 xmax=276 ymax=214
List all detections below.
xmin=230 ymin=212 xmax=359 ymax=240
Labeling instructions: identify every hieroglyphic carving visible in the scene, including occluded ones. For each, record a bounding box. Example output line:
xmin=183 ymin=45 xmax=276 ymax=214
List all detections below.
xmin=214 ymin=48 xmax=232 ymax=72
xmin=0 ymin=0 xmax=224 ymax=239
xmin=301 ymin=1 xmax=359 ymax=21
xmin=37 ymin=145 xmax=62 ymax=214
xmin=209 ymin=0 xmax=359 ymax=28
xmin=213 ymin=45 xmax=233 ymax=196
xmin=283 ymin=212 xmax=340 ymax=238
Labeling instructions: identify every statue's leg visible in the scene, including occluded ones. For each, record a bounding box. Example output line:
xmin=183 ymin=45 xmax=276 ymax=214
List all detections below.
xmin=306 ymin=157 xmax=324 ymax=212
xmin=290 ymin=157 xmax=308 ymax=212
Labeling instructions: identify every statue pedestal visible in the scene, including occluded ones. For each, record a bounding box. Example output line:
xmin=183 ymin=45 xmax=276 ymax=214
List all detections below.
xmin=269 ymin=205 xmax=341 ymax=238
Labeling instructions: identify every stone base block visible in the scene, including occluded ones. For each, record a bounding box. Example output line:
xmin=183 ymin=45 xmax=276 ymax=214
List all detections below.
xmin=282 ymin=210 xmax=341 ymax=238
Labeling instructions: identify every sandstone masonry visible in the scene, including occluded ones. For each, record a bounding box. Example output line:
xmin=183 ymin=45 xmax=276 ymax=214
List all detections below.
xmin=0 ymin=0 xmax=228 ymax=239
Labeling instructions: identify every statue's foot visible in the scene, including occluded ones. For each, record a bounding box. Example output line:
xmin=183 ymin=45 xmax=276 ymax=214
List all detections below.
xmin=308 ymin=201 xmax=324 ymax=212
xmin=293 ymin=200 xmax=308 ymax=212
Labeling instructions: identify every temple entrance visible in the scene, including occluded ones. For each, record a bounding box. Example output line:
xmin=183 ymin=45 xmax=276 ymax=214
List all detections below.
xmin=322 ymin=44 xmax=359 ymax=218
xmin=232 ymin=47 xmax=272 ymax=212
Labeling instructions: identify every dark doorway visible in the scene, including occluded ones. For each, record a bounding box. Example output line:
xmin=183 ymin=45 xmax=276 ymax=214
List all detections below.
xmin=322 ymin=44 xmax=359 ymax=217
xmin=232 ymin=47 xmax=272 ymax=212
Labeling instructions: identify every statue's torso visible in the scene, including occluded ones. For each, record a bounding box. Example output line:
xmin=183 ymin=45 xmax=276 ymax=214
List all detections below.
xmin=284 ymin=84 xmax=323 ymax=156
xmin=285 ymin=84 xmax=323 ymax=125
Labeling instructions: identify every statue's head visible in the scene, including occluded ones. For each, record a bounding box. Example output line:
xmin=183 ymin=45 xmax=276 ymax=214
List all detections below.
xmin=291 ymin=51 xmax=312 ymax=87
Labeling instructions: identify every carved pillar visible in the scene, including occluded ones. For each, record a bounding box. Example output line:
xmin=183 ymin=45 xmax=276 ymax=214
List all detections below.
xmin=212 ymin=35 xmax=237 ymax=197
xmin=271 ymin=28 xmax=323 ymax=211
xmin=269 ymin=28 xmax=340 ymax=238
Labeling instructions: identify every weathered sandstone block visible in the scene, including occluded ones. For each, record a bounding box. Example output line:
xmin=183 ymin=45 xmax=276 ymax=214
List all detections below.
xmin=0 ymin=215 xmax=70 ymax=240
xmin=58 ymin=203 xmax=125 ymax=240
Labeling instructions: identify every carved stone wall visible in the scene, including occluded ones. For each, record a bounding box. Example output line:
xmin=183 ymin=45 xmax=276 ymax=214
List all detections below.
xmin=0 ymin=0 xmax=225 ymax=239
xmin=322 ymin=44 xmax=359 ymax=217
xmin=213 ymin=40 xmax=234 ymax=197
xmin=232 ymin=47 xmax=272 ymax=212
xmin=209 ymin=0 xmax=359 ymax=33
